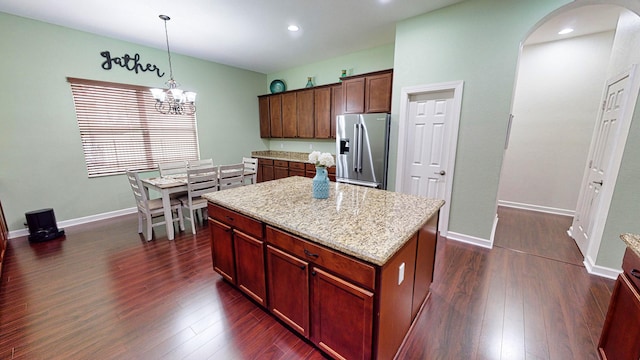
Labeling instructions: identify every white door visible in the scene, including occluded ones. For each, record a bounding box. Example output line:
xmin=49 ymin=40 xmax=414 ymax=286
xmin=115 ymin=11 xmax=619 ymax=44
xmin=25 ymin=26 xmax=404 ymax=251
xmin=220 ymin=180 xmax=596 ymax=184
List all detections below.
xmin=403 ymin=91 xmax=454 ymax=202
xmin=572 ymin=74 xmax=629 ymax=255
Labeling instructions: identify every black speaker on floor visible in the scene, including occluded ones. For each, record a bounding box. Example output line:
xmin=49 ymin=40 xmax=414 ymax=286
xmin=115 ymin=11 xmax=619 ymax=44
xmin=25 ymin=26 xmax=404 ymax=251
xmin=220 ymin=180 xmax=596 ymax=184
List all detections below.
xmin=25 ymin=208 xmax=65 ymax=242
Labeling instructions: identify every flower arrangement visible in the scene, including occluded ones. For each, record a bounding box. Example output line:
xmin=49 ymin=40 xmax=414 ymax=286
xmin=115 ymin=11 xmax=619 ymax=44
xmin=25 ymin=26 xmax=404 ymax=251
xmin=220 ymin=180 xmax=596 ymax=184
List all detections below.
xmin=308 ymin=151 xmax=335 ymax=168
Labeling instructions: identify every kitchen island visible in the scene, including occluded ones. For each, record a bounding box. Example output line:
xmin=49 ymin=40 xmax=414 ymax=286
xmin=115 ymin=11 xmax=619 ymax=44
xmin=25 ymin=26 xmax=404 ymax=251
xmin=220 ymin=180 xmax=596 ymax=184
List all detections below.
xmin=203 ymin=176 xmax=444 ymax=360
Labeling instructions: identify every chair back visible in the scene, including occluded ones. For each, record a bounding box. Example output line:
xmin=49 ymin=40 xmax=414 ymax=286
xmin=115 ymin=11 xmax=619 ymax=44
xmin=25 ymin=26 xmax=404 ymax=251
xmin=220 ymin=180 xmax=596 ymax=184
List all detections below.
xmin=126 ymin=170 xmax=150 ymax=213
xmin=186 ymin=165 xmax=219 ymax=199
xmin=242 ymin=157 xmax=258 ymax=185
xmin=159 ymin=160 xmax=187 ymax=177
xmin=219 ymin=163 xmax=245 ymax=190
xmin=188 ymin=158 xmax=214 ymax=170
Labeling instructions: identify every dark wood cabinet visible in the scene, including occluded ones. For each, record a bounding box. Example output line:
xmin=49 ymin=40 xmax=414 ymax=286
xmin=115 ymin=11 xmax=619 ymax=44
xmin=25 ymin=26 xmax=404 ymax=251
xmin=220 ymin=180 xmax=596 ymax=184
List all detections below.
xmin=209 ymin=218 xmax=236 ymax=283
xmin=209 ymin=204 xmax=266 ymax=307
xmin=599 ymin=247 xmax=640 ymax=360
xmin=282 ymin=92 xmax=297 ymax=138
xmin=305 ymin=163 xmax=336 ymax=182
xmin=342 ymin=69 xmax=393 ymax=114
xmin=269 ymin=95 xmax=283 ymax=138
xmin=258 ymin=158 xmax=274 ymax=182
xmin=0 ymin=200 xmax=7 ymax=279
xmin=267 ymin=245 xmax=310 ymax=337
xmin=314 ymin=87 xmax=331 ymax=139
xmin=234 ymin=231 xmax=267 ymax=306
xmin=297 ymin=89 xmax=315 ymax=138
xmin=289 ymin=161 xmax=305 ymax=177
xmin=311 ymin=267 xmax=374 ymax=360
xmin=274 ymin=160 xmax=289 ymax=180
xmin=258 ymin=96 xmax=270 ymax=138
xmin=330 ymin=85 xmax=342 ymax=139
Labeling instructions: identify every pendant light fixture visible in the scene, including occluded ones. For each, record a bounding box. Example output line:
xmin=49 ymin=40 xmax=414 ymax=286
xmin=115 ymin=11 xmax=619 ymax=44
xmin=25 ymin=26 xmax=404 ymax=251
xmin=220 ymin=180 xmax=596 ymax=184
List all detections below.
xmin=150 ymin=15 xmax=196 ymax=115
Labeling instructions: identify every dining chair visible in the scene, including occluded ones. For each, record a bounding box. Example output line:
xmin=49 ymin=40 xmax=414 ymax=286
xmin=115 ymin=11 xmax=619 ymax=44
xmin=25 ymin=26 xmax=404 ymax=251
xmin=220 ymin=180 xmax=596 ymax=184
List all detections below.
xmin=219 ymin=163 xmax=245 ymax=190
xmin=179 ymin=165 xmax=219 ymax=234
xmin=242 ymin=157 xmax=258 ymax=185
xmin=158 ymin=160 xmax=187 ymax=177
xmin=187 ymin=158 xmax=214 ymax=170
xmin=126 ymin=170 xmax=184 ymax=241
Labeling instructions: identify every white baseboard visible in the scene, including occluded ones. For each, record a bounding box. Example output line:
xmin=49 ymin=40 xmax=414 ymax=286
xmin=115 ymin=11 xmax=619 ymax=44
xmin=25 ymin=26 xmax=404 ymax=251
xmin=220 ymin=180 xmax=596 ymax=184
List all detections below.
xmin=498 ymin=200 xmax=575 ymax=217
xmin=584 ymin=254 xmax=621 ymax=280
xmin=8 ymin=207 xmax=137 ymax=239
xmin=446 ymin=231 xmax=493 ymax=249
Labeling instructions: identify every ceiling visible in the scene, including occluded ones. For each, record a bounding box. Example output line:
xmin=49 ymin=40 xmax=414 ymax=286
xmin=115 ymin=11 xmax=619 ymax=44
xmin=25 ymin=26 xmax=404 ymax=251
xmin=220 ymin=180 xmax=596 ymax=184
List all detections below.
xmin=0 ymin=0 xmax=464 ymax=74
xmin=0 ymin=1 xmax=626 ymax=74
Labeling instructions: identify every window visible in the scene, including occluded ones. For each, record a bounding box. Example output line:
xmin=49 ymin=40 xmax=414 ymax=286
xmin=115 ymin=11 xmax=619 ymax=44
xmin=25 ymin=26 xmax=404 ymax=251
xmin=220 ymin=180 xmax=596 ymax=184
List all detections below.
xmin=68 ymin=77 xmax=199 ymax=177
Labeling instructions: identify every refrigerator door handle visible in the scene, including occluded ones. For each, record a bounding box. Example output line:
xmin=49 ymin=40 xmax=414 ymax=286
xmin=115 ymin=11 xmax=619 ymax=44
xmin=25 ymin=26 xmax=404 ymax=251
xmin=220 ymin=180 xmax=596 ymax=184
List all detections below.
xmin=357 ymin=123 xmax=364 ymax=172
xmin=353 ymin=123 xmax=359 ymax=172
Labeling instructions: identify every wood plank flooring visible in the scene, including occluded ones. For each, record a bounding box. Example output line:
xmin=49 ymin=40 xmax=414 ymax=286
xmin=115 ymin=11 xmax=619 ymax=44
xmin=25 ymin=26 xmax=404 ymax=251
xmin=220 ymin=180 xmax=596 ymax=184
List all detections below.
xmin=0 ymin=207 xmax=614 ymax=359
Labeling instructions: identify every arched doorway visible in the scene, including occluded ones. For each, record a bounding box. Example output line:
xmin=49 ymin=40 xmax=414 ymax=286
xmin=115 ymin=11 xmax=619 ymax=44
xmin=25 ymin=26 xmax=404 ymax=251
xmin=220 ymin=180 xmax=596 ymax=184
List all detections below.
xmin=496 ymin=2 xmax=640 ymax=277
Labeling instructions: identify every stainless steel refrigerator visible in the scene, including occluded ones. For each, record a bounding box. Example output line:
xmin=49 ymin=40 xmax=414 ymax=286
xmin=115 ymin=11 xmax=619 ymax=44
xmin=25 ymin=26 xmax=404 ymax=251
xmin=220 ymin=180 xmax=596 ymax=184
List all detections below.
xmin=336 ymin=113 xmax=391 ymax=189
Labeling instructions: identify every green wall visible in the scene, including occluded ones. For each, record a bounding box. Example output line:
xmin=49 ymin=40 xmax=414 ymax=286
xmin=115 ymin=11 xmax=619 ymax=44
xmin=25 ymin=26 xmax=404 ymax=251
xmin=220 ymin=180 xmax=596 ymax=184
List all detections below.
xmin=0 ymin=12 xmax=267 ymax=231
xmin=391 ymin=0 xmax=570 ymax=240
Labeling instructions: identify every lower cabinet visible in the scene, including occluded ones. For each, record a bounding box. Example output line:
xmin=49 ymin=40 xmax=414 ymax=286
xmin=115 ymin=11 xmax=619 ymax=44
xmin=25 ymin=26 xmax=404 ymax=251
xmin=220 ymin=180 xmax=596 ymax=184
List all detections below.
xmin=209 ymin=204 xmax=266 ymax=306
xmin=274 ymin=160 xmax=289 ymax=180
xmin=266 ymin=245 xmax=310 ymax=337
xmin=258 ymin=159 xmax=274 ymax=182
xmin=311 ymin=267 xmax=374 ymax=360
xmin=598 ymin=247 xmax=640 ymax=359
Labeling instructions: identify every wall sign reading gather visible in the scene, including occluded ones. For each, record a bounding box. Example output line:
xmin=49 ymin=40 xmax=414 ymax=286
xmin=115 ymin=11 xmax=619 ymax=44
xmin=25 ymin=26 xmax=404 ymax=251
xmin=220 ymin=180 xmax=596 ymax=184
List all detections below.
xmin=100 ymin=51 xmax=164 ymax=78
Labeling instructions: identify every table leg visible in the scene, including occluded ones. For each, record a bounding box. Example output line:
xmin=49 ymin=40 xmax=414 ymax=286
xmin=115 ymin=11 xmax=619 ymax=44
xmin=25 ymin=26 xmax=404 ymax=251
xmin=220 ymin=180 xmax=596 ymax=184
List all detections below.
xmin=162 ymin=189 xmax=175 ymax=240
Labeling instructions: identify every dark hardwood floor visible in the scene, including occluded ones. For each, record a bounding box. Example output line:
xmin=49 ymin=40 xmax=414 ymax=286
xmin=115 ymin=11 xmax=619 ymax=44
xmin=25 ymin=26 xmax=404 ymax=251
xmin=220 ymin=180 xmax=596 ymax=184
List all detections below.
xmin=0 ymin=207 xmax=614 ymax=359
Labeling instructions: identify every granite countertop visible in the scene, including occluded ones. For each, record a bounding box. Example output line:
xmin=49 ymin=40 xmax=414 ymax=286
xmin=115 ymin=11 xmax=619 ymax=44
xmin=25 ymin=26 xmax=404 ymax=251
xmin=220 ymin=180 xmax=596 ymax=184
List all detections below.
xmin=251 ymin=150 xmax=312 ymax=162
xmin=203 ymin=176 xmax=444 ymax=266
xmin=621 ymin=233 xmax=640 ymax=258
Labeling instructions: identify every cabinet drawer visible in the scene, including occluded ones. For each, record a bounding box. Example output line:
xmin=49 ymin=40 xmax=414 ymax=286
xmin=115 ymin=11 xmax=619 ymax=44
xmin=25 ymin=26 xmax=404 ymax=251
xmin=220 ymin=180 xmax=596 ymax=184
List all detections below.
xmin=274 ymin=160 xmax=289 ymax=168
xmin=259 ymin=158 xmax=274 ymax=166
xmin=266 ymin=226 xmax=375 ymax=290
xmin=208 ymin=204 xmax=263 ymax=239
xmin=622 ymin=248 xmax=640 ymax=291
xmin=289 ymin=161 xmax=305 ymax=170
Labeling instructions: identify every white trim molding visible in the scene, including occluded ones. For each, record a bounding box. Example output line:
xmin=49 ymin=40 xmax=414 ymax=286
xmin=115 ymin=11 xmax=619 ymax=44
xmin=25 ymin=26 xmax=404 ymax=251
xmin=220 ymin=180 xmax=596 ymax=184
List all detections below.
xmin=446 ymin=231 xmax=493 ymax=249
xmin=498 ymin=200 xmax=575 ymax=217
xmin=8 ymin=207 xmax=137 ymax=239
xmin=584 ymin=255 xmax=621 ymax=280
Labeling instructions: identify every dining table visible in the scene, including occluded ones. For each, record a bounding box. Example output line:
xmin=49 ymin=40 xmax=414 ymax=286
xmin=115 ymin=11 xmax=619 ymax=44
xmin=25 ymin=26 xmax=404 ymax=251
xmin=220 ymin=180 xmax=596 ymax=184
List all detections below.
xmin=140 ymin=176 xmax=187 ymax=241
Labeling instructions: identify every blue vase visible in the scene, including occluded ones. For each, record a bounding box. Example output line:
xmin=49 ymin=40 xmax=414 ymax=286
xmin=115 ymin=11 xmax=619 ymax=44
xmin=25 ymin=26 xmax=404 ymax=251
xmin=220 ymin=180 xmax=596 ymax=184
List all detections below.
xmin=312 ymin=166 xmax=330 ymax=199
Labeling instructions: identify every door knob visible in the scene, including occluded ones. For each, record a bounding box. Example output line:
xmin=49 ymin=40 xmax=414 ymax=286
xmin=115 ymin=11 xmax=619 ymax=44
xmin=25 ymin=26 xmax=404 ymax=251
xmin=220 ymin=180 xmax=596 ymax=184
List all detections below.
xmin=435 ymin=170 xmax=446 ymax=176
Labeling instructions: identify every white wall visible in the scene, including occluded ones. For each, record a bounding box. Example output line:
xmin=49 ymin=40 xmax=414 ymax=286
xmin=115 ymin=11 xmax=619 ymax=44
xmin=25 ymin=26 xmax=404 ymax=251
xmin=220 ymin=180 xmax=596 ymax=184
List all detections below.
xmin=498 ymin=31 xmax=615 ymax=214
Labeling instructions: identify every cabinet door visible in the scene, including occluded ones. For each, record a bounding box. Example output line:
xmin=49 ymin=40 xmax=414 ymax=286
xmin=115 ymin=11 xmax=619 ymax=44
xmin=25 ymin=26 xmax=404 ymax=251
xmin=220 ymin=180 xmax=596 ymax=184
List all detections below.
xmin=342 ymin=77 xmax=365 ymax=114
xmin=282 ymin=92 xmax=297 ymax=138
xmin=267 ymin=245 xmax=310 ymax=337
xmin=365 ymin=71 xmax=392 ymax=113
xmin=274 ymin=160 xmax=289 ymax=180
xmin=314 ymin=87 xmax=331 ymax=139
xmin=269 ymin=95 xmax=283 ymax=138
xmin=330 ymin=85 xmax=342 ymax=139
xmin=598 ymin=274 xmax=640 ymax=359
xmin=311 ymin=267 xmax=373 ymax=360
xmin=258 ymin=96 xmax=271 ymax=138
xmin=209 ymin=218 xmax=236 ymax=283
xmin=234 ymin=230 xmax=267 ymax=306
xmin=297 ymin=89 xmax=314 ymax=138
xmin=412 ymin=213 xmax=438 ymax=320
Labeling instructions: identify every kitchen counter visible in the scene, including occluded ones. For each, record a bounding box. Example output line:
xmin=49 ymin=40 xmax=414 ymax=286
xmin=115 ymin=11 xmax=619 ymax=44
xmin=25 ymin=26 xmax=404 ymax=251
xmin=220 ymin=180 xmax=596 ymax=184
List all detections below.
xmin=251 ymin=150 xmax=312 ymax=162
xmin=621 ymin=233 xmax=640 ymax=258
xmin=203 ymin=176 xmax=443 ymax=266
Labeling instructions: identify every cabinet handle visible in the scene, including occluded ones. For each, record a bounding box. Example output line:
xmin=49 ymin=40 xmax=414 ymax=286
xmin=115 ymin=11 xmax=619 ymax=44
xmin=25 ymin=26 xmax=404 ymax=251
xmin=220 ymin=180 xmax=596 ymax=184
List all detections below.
xmin=631 ymin=269 xmax=640 ymax=280
xmin=300 ymin=265 xmax=306 ymax=270
xmin=304 ymin=249 xmax=319 ymax=258
xmin=225 ymin=216 xmax=234 ymax=222
xmin=311 ymin=270 xmax=316 ymax=276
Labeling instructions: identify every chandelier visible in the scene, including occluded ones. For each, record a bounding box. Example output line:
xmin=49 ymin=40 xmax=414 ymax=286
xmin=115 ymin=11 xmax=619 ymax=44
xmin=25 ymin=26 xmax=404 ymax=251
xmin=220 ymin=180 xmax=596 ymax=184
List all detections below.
xmin=150 ymin=15 xmax=196 ymax=115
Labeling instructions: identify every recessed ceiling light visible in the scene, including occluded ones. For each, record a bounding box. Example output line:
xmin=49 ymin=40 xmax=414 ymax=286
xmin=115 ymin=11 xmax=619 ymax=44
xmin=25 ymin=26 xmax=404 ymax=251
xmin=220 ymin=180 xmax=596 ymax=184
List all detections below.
xmin=288 ymin=25 xmax=299 ymax=32
xmin=558 ymin=28 xmax=574 ymax=35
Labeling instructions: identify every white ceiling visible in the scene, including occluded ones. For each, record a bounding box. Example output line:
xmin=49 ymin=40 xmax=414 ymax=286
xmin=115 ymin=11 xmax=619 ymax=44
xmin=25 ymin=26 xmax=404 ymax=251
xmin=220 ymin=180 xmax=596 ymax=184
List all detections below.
xmin=0 ymin=0 xmax=464 ymax=74
xmin=0 ymin=1 xmax=625 ymax=73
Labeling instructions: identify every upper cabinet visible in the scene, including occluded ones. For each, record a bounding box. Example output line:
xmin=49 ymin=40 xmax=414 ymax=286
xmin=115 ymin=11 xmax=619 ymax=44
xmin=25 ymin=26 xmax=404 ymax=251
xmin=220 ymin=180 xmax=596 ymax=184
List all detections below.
xmin=342 ymin=69 xmax=393 ymax=114
xmin=258 ymin=69 xmax=392 ymax=139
